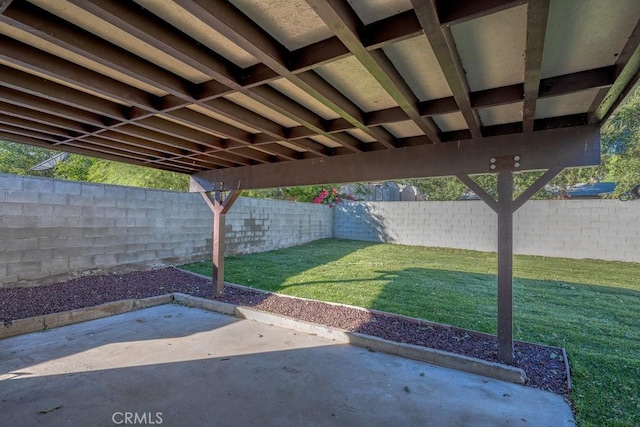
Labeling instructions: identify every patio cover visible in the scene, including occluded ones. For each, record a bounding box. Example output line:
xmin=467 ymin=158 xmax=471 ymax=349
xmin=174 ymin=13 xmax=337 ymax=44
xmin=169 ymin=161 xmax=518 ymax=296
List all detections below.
xmin=0 ymin=0 xmax=639 ymax=362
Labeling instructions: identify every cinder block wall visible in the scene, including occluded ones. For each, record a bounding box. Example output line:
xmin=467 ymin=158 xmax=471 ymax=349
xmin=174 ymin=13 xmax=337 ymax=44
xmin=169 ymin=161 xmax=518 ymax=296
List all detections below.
xmin=0 ymin=174 xmax=332 ymax=285
xmin=334 ymin=200 xmax=639 ymax=262
xmin=226 ymin=197 xmax=332 ymax=254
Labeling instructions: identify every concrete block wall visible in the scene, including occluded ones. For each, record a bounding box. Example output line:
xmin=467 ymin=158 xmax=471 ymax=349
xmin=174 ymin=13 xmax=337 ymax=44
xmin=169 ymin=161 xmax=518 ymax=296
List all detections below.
xmin=226 ymin=197 xmax=333 ymax=254
xmin=0 ymin=174 xmax=332 ymax=286
xmin=513 ymin=200 xmax=638 ymax=262
xmin=333 ymin=201 xmax=497 ymax=252
xmin=2 ymin=172 xmax=637 ymax=285
xmin=334 ymin=200 xmax=639 ymax=262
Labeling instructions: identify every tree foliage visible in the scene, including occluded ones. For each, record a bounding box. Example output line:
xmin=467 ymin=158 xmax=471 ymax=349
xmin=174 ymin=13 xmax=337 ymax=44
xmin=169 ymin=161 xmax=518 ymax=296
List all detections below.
xmin=241 ymin=186 xmax=327 ymax=202
xmin=600 ymin=88 xmax=640 ymax=196
xmin=86 ymin=159 xmax=188 ymax=191
xmin=0 ymin=141 xmax=188 ymax=191
xmin=0 ymin=142 xmax=55 ymax=177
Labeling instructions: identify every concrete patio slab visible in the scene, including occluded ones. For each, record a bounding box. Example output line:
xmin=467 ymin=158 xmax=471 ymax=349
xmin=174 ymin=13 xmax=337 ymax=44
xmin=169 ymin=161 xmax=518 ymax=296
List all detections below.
xmin=0 ymin=304 xmax=575 ymax=427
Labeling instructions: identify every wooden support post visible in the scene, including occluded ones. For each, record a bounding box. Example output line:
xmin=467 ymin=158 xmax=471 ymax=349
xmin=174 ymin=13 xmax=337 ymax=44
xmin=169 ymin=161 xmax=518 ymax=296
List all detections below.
xmin=198 ymin=185 xmax=241 ymax=296
xmin=212 ymin=203 xmax=225 ymax=296
xmin=457 ymin=167 xmax=563 ymax=364
xmin=497 ymin=171 xmax=514 ymax=364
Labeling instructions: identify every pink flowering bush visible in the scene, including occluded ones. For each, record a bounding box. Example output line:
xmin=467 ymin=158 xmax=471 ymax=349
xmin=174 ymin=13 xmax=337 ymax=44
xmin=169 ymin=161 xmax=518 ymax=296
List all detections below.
xmin=312 ymin=187 xmax=354 ymax=207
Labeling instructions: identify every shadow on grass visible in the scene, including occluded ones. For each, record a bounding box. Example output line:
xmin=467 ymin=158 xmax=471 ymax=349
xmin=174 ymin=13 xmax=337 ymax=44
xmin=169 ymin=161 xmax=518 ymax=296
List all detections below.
xmin=263 ymin=264 xmax=640 ymax=346
xmin=182 ymin=238 xmax=640 ymax=426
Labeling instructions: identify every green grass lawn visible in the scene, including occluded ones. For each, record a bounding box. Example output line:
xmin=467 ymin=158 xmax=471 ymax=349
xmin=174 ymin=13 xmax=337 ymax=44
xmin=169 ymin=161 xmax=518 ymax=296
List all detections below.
xmin=182 ymin=238 xmax=640 ymax=427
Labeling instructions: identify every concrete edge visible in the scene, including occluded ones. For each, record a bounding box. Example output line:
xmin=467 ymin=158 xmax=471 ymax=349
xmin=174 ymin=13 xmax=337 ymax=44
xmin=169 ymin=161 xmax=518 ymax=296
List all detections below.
xmin=347 ymin=332 xmax=526 ymax=385
xmin=234 ymin=306 xmax=526 ymax=385
xmin=172 ymin=292 xmax=237 ymax=315
xmin=235 ymin=306 xmax=352 ymax=343
xmin=562 ymin=347 xmax=572 ymax=391
xmin=0 ymin=294 xmax=173 ymax=339
xmin=0 ymin=283 xmax=528 ymax=386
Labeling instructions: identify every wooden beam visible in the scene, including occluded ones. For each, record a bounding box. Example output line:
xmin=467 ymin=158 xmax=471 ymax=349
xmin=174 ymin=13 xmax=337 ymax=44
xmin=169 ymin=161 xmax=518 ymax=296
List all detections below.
xmin=0 ymin=114 xmax=72 ymax=139
xmin=67 ymin=0 xmax=242 ymax=86
xmin=191 ymin=125 xmax=600 ymax=191
xmin=497 ymin=171 xmax=514 ymax=363
xmin=306 ymin=0 xmax=441 ymax=143
xmin=363 ymin=10 xmax=423 ymax=49
xmin=211 ymin=199 xmax=226 ymax=296
xmin=285 ymin=65 xmax=615 ymax=134
xmin=289 ymin=36 xmax=351 ymax=74
xmin=521 ymin=0 xmax=550 ymax=132
xmin=591 ymin=20 xmax=640 ymax=123
xmin=133 ymin=117 xmax=226 ymax=150
xmin=95 ymin=129 xmax=208 ymax=160
xmin=455 ymin=174 xmax=498 ymax=212
xmin=471 ymin=85 xmax=523 ymax=109
xmin=0 ymin=0 xmax=13 ymax=14
xmin=68 ymin=0 xmax=363 ymax=155
xmin=248 ymin=10 xmax=423 ymax=78
xmin=0 ymin=130 xmax=192 ymax=174
xmin=458 ymin=166 xmax=565 ymax=364
xmin=0 ymin=123 xmax=62 ymax=143
xmin=0 ymin=34 xmax=158 ymax=111
xmin=534 ymin=113 xmax=587 ymax=130
xmin=66 ymin=0 xmax=375 ymax=155
xmin=0 ymin=1 xmax=193 ymax=98
xmin=0 ymin=0 xmax=308 ymax=164
xmin=160 ymin=109 xmax=252 ymax=145
xmin=0 ymin=100 xmax=91 ymax=133
xmin=0 ymin=65 xmax=127 ymax=119
xmin=175 ymin=0 xmax=398 ymax=149
xmin=436 ymin=0 xmax=527 ymax=26
xmin=538 ymin=67 xmax=616 ymax=99
xmin=412 ymin=0 xmax=483 ymax=138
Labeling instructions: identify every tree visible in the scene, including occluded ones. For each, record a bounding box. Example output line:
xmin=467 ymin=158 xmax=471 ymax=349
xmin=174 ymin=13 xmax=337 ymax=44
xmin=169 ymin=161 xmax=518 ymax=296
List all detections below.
xmin=86 ymin=159 xmax=189 ymax=191
xmin=242 ymin=185 xmax=339 ymax=202
xmin=52 ymin=154 xmax=95 ymax=182
xmin=600 ymin=87 xmax=640 ymax=196
xmin=0 ymin=140 xmax=189 ymax=191
xmin=0 ymin=141 xmax=57 ymax=177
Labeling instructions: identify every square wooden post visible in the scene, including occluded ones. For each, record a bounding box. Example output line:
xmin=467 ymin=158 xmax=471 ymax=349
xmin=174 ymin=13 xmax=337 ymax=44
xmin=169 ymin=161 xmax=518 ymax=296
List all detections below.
xmin=212 ymin=203 xmax=225 ymax=296
xmin=497 ymin=171 xmax=514 ymax=364
xmin=199 ymin=187 xmax=241 ymax=296
xmin=458 ymin=167 xmax=562 ymax=364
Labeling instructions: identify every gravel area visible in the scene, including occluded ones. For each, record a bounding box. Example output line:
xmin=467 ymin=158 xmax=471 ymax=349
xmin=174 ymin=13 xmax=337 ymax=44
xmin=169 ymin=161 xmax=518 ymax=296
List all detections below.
xmin=0 ymin=267 xmax=570 ymax=399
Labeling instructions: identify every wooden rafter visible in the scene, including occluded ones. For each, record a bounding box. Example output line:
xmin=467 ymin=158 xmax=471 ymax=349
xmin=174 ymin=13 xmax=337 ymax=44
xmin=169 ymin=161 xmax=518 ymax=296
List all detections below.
xmin=522 ymin=0 xmax=550 ymax=132
xmin=411 ymin=0 xmax=483 ymax=139
xmin=590 ymin=20 xmax=640 ymax=123
xmin=306 ymin=0 xmax=441 ymax=143
xmin=0 ymin=0 xmax=634 ymax=178
xmin=436 ymin=0 xmax=527 ymax=26
xmin=174 ymin=0 xmax=398 ymax=149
